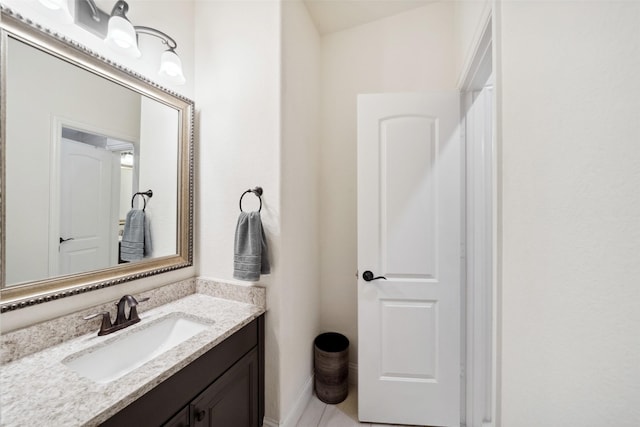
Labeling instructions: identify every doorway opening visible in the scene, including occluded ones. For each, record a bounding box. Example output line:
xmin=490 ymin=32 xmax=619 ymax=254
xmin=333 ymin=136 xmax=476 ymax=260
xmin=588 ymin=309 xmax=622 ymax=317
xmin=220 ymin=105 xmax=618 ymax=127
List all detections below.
xmin=49 ymin=121 xmax=137 ymax=277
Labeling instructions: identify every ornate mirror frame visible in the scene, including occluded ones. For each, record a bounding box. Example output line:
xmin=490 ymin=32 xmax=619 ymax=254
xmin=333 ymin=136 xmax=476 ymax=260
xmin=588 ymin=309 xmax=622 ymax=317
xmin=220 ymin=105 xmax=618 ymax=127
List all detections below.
xmin=0 ymin=6 xmax=194 ymax=312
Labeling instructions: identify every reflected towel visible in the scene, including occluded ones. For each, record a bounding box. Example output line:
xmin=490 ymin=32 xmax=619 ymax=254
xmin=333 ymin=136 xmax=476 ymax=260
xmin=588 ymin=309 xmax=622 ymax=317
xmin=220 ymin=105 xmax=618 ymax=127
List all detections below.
xmin=121 ymin=209 xmax=152 ymax=262
xmin=233 ymin=211 xmax=270 ymax=281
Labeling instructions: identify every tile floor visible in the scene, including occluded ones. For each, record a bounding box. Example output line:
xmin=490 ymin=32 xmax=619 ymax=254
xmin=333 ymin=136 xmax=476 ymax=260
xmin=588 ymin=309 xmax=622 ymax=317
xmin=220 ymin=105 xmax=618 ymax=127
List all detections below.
xmin=296 ymin=384 xmax=426 ymax=427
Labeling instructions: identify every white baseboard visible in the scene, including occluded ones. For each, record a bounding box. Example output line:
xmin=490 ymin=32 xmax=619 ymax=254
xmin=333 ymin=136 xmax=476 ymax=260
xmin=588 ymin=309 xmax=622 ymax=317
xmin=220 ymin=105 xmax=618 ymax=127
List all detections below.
xmin=264 ymin=374 xmax=314 ymax=427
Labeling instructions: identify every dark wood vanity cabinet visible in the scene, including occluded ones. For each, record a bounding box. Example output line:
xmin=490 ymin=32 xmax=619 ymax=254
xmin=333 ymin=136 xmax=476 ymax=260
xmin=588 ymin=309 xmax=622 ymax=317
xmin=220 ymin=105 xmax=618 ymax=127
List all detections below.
xmin=102 ymin=315 xmax=264 ymax=427
xmin=188 ymin=348 xmax=259 ymax=427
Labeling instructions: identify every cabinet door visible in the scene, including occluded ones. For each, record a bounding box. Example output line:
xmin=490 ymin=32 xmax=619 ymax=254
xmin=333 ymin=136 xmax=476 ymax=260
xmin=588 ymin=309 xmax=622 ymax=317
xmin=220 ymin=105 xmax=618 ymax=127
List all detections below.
xmin=191 ymin=348 xmax=259 ymax=427
xmin=163 ymin=407 xmax=190 ymax=427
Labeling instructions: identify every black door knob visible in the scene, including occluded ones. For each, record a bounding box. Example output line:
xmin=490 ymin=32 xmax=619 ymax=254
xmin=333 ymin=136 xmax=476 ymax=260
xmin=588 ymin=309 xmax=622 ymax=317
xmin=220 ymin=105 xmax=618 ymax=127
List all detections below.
xmin=363 ymin=270 xmax=387 ymax=281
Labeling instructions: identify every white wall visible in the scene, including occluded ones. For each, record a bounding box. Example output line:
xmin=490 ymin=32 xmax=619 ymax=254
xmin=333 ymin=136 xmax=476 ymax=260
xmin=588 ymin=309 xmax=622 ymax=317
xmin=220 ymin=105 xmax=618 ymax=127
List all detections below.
xmin=1 ymin=0 xmax=196 ymax=332
xmin=497 ymin=1 xmax=640 ymax=425
xmin=454 ymin=0 xmax=491 ymax=83
xmin=193 ymin=0 xmax=283 ymax=422
xmin=195 ymin=1 xmax=321 ymax=424
xmin=279 ymin=0 xmax=321 ymax=423
xmin=319 ymin=2 xmax=457 ymax=366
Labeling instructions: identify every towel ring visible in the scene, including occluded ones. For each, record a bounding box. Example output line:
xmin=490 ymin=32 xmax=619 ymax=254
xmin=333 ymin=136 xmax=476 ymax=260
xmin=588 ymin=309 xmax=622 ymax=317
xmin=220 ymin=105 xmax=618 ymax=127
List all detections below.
xmin=131 ymin=190 xmax=153 ymax=211
xmin=239 ymin=187 xmax=263 ymax=212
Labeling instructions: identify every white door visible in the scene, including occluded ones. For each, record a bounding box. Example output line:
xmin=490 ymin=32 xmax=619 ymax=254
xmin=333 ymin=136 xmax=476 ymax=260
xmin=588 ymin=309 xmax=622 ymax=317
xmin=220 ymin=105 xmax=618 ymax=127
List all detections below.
xmin=357 ymin=92 xmax=461 ymax=426
xmin=59 ymin=139 xmax=119 ymax=275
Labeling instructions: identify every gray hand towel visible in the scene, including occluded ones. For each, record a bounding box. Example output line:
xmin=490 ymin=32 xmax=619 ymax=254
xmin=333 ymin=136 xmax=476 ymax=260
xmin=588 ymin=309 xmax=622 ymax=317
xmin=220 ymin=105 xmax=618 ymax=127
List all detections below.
xmin=233 ymin=211 xmax=270 ymax=281
xmin=121 ymin=209 xmax=152 ymax=262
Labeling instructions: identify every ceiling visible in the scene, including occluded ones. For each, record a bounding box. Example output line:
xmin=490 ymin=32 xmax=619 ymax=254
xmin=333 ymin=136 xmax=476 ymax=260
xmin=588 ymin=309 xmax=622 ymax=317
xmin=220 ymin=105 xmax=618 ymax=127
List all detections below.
xmin=303 ymin=0 xmax=437 ymax=35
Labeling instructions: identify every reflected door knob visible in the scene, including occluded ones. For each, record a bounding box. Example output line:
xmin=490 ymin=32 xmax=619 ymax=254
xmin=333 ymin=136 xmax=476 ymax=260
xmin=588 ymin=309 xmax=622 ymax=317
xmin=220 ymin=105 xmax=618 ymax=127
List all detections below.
xmin=362 ymin=270 xmax=387 ymax=282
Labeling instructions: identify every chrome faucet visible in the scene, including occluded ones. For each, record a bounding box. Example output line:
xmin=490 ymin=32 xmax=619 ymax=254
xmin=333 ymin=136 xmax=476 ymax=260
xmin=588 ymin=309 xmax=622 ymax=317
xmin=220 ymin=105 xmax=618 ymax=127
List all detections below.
xmin=84 ymin=295 xmax=150 ymax=336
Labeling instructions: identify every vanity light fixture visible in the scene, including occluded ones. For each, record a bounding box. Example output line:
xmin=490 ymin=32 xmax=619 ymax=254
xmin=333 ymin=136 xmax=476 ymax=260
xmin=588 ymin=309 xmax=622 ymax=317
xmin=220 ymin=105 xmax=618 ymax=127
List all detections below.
xmin=74 ymin=0 xmax=186 ymax=85
xmin=133 ymin=27 xmax=186 ymax=85
xmin=104 ymin=0 xmax=141 ymax=58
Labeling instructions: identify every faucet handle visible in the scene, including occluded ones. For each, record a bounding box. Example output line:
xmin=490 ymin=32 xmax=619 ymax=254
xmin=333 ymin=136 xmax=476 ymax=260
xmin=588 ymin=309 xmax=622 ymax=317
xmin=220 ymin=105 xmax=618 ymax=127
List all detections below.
xmin=84 ymin=312 xmax=113 ymax=336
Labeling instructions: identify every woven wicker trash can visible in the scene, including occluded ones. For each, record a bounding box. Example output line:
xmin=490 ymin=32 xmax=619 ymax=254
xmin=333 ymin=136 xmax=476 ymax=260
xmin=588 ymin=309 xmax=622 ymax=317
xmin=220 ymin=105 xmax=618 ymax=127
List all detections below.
xmin=314 ymin=332 xmax=349 ymax=404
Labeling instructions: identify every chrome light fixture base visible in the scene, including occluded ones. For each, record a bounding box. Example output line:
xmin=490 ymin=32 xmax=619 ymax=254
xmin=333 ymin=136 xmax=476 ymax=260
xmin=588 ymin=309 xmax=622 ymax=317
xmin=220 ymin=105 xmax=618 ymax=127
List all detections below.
xmin=74 ymin=0 xmax=109 ymax=38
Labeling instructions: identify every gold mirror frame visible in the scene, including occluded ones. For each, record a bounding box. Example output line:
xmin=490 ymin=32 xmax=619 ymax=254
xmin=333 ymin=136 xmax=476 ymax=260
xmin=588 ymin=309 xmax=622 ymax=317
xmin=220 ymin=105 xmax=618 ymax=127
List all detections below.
xmin=0 ymin=6 xmax=194 ymax=312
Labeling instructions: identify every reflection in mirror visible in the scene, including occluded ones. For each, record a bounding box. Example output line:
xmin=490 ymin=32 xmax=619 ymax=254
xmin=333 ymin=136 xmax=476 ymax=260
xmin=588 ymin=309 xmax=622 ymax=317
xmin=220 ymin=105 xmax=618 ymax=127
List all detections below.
xmin=1 ymin=8 xmax=193 ymax=311
xmin=5 ymin=37 xmax=178 ymax=287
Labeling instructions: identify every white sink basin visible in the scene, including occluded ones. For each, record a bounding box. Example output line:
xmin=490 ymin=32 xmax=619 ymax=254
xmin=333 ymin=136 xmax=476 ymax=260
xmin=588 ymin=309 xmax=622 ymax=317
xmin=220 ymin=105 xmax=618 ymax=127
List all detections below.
xmin=63 ymin=313 xmax=211 ymax=384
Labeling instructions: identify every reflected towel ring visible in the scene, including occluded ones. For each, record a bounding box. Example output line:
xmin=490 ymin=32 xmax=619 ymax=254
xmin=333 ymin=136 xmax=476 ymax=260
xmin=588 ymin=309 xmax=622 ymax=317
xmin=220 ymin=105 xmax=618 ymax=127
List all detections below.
xmin=239 ymin=187 xmax=263 ymax=212
xmin=131 ymin=190 xmax=153 ymax=211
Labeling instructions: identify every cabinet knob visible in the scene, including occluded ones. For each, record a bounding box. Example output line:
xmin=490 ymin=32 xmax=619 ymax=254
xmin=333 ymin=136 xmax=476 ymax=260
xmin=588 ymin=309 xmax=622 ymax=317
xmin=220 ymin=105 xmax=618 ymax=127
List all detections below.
xmin=195 ymin=409 xmax=206 ymax=422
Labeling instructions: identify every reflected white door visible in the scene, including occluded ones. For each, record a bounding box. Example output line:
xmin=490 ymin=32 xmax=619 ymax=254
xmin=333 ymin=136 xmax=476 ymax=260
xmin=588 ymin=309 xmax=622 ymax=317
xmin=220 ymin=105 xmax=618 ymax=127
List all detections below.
xmin=59 ymin=139 xmax=119 ymax=275
xmin=357 ymin=92 xmax=461 ymax=426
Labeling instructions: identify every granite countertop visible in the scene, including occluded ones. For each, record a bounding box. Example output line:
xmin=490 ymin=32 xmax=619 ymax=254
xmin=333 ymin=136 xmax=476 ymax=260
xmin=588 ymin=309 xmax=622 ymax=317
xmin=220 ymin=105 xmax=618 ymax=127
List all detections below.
xmin=0 ymin=294 xmax=265 ymax=426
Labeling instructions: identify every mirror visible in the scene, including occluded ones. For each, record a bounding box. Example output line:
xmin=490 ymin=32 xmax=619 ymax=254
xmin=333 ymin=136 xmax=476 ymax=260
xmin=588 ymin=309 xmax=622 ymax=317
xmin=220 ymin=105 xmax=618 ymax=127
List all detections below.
xmin=0 ymin=8 xmax=194 ymax=312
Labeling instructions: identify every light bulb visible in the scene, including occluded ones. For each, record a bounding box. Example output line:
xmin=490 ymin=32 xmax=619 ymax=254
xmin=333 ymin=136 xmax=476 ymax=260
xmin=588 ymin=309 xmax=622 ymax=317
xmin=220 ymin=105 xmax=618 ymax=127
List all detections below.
xmin=105 ymin=16 xmax=141 ymax=58
xmin=159 ymin=50 xmax=186 ymax=85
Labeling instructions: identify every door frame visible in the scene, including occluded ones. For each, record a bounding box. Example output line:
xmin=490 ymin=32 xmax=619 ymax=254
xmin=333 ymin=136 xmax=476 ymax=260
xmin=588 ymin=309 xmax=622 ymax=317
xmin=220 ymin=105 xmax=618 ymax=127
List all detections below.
xmin=458 ymin=13 xmax=498 ymax=427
